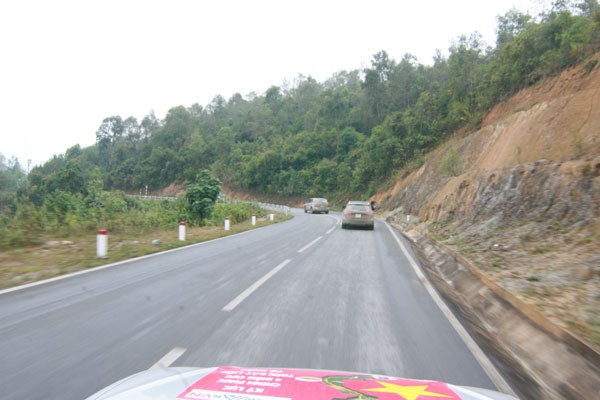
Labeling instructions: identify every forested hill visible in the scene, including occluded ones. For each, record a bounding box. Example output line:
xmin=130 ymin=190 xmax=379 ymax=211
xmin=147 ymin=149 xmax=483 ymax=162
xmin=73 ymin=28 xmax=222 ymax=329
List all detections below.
xmin=12 ymin=2 xmax=600 ymax=206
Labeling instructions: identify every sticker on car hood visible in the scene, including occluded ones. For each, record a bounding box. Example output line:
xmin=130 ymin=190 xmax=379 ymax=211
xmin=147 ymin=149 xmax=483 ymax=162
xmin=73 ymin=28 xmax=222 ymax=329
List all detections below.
xmin=177 ymin=366 xmax=461 ymax=400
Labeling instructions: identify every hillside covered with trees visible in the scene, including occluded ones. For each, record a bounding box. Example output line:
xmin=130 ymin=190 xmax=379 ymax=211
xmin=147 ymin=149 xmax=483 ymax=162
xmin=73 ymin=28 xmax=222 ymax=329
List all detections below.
xmin=1 ymin=1 xmax=600 ymax=247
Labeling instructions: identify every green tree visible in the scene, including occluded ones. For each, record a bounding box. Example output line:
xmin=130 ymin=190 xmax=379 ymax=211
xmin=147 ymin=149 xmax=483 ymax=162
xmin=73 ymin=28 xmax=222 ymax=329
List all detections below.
xmin=140 ymin=112 xmax=161 ymax=139
xmin=444 ymin=33 xmax=487 ymax=127
xmin=155 ymin=106 xmax=195 ymax=150
xmin=388 ymin=54 xmax=423 ymax=112
xmin=96 ymin=116 xmax=124 ymax=147
xmin=576 ymin=0 xmax=600 ymax=16
xmin=496 ymin=8 xmax=531 ymax=47
xmin=185 ymin=170 xmax=220 ymax=223
xmin=0 ymin=155 xmax=27 ymax=213
xmin=361 ymin=50 xmax=394 ymax=129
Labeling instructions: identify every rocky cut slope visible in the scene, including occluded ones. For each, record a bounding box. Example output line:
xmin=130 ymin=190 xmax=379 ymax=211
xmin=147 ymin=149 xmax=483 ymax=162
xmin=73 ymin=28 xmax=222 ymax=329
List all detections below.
xmin=377 ymin=54 xmax=600 ymax=351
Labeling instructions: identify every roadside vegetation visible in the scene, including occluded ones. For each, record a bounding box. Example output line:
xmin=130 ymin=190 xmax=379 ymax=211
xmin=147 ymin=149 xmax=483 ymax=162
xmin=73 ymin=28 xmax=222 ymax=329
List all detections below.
xmin=0 ymin=162 xmax=284 ymax=288
xmin=0 ymin=167 xmax=258 ymax=250
xmin=0 ymin=210 xmax=286 ymax=290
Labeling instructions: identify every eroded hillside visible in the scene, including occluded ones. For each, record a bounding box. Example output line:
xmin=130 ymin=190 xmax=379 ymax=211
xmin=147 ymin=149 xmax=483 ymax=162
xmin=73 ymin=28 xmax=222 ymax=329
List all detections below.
xmin=377 ymin=54 xmax=600 ymax=349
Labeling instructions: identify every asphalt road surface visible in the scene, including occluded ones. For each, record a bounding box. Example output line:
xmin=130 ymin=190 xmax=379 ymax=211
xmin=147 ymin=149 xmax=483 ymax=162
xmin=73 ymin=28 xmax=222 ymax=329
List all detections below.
xmin=0 ymin=209 xmax=511 ymax=399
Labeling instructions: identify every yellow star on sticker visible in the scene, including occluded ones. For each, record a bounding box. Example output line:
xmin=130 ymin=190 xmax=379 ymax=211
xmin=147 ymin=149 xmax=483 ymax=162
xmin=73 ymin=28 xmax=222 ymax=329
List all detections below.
xmin=363 ymin=381 xmax=454 ymax=400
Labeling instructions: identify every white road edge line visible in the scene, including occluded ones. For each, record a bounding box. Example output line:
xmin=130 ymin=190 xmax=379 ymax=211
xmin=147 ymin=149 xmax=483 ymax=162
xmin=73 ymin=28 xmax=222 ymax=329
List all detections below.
xmin=150 ymin=347 xmax=187 ymax=369
xmin=0 ymin=225 xmax=268 ymax=296
xmin=222 ymin=259 xmax=292 ymax=312
xmin=384 ymin=222 xmax=516 ymax=396
xmin=297 ymin=236 xmax=323 ymax=253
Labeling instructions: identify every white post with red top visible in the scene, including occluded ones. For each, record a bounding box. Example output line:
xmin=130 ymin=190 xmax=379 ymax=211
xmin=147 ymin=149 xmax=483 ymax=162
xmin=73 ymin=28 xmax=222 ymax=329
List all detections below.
xmin=224 ymin=216 xmax=230 ymax=231
xmin=179 ymin=221 xmax=186 ymax=241
xmin=96 ymin=229 xmax=108 ymax=258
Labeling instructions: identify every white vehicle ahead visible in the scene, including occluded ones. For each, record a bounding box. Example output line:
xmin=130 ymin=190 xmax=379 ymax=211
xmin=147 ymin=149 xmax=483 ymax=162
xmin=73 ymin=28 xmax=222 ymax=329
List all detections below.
xmin=303 ymin=198 xmax=329 ymax=214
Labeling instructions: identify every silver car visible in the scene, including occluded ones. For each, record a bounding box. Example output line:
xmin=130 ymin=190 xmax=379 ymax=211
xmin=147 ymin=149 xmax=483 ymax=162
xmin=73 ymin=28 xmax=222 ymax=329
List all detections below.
xmin=341 ymin=200 xmax=375 ymax=230
xmin=304 ymin=197 xmax=329 ymax=214
xmin=85 ymin=365 xmax=518 ymax=399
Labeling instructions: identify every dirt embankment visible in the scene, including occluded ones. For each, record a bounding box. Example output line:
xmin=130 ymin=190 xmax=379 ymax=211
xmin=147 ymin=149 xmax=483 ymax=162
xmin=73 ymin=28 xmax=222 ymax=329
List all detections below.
xmin=375 ymin=54 xmax=600 ymax=398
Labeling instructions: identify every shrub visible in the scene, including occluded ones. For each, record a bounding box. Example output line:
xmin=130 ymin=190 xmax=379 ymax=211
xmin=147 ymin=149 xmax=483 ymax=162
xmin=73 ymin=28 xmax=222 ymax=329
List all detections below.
xmin=209 ymin=201 xmax=266 ymax=225
xmin=439 ymin=148 xmax=463 ymax=176
xmin=584 ymin=58 xmax=598 ymax=73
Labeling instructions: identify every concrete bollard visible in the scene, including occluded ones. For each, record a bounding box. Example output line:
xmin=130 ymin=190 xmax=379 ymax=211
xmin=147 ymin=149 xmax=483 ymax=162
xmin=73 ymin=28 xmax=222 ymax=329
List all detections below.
xmin=179 ymin=221 xmax=186 ymax=241
xmin=96 ymin=229 xmax=108 ymax=258
xmin=224 ymin=216 xmax=230 ymax=231
xmin=252 ymin=215 xmax=256 ymax=226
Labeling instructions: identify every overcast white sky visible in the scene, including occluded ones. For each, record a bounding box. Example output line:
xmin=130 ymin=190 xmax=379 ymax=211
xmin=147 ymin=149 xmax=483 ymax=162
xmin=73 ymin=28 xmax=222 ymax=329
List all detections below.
xmin=0 ymin=0 xmax=543 ymax=168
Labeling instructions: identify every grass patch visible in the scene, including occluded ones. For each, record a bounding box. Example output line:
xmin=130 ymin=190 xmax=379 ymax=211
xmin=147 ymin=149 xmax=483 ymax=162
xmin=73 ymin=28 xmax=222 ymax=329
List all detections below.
xmin=521 ymin=287 xmax=539 ymax=297
xmin=584 ymin=58 xmax=598 ymax=74
xmin=576 ymin=236 xmax=594 ymax=245
xmin=428 ymin=230 xmax=448 ymax=242
xmin=491 ymin=259 xmax=502 ymax=271
xmin=579 ymin=318 xmax=600 ymax=349
xmin=532 ymin=246 xmax=554 ymax=254
xmin=439 ymin=148 xmax=463 ymax=177
xmin=0 ymin=214 xmax=290 ymax=290
xmin=572 ymin=135 xmax=584 ymax=158
xmin=446 ymin=236 xmax=475 ymax=254
xmin=398 ymin=156 xmax=425 ymax=178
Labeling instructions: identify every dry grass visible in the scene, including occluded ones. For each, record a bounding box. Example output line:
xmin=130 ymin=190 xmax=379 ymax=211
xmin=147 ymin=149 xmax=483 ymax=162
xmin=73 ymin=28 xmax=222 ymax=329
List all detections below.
xmin=0 ymin=216 xmax=289 ymax=290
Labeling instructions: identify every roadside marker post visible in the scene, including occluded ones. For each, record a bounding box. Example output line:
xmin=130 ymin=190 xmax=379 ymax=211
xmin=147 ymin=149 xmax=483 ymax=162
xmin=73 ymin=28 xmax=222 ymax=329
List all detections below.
xmin=252 ymin=215 xmax=256 ymax=226
xmin=269 ymin=213 xmax=274 ymax=221
xmin=96 ymin=229 xmax=108 ymax=258
xmin=224 ymin=217 xmax=230 ymax=231
xmin=178 ymin=221 xmax=186 ymax=241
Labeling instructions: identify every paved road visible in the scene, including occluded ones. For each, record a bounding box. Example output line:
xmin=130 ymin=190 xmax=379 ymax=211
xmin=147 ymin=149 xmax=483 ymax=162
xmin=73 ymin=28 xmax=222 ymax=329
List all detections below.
xmin=0 ymin=209 xmax=505 ymax=399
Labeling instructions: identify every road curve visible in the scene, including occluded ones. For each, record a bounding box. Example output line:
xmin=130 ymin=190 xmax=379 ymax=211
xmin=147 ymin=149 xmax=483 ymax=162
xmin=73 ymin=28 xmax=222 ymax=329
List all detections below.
xmin=0 ymin=209 xmax=505 ymax=399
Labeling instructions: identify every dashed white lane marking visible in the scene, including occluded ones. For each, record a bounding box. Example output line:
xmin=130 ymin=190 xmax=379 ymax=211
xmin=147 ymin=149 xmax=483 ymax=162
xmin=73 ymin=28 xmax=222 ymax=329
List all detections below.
xmin=326 ymin=226 xmax=336 ymax=235
xmin=297 ymin=236 xmax=323 ymax=253
xmin=222 ymin=259 xmax=292 ymax=312
xmin=150 ymin=347 xmax=187 ymax=369
xmin=384 ymin=222 xmax=516 ymax=396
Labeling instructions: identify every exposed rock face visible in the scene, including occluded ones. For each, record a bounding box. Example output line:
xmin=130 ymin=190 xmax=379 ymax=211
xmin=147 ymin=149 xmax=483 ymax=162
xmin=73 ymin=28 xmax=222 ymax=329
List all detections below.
xmin=448 ymin=158 xmax=598 ymax=234
xmin=377 ymin=54 xmax=600 ymax=397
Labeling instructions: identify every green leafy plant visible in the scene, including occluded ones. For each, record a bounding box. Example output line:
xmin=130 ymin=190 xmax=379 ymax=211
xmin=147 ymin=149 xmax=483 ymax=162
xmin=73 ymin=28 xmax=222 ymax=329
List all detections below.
xmin=185 ymin=170 xmax=221 ymax=224
xmin=439 ymin=148 xmax=463 ymax=176
xmin=209 ymin=201 xmax=266 ymax=225
xmin=584 ymin=58 xmax=598 ymax=73
xmin=532 ymin=246 xmax=554 ymax=254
